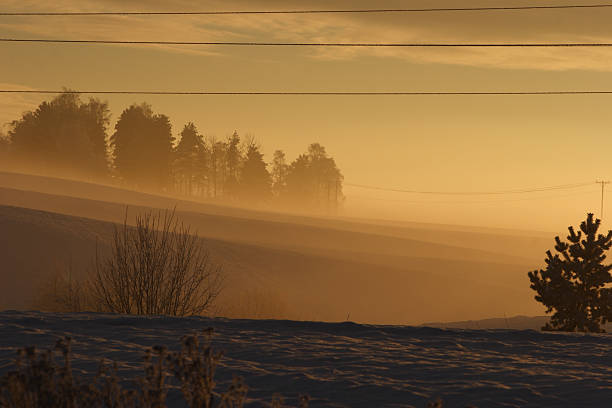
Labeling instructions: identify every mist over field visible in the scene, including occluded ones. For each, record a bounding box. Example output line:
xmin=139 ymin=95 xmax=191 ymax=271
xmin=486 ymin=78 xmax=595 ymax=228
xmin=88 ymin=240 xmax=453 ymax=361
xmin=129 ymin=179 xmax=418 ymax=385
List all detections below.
xmin=0 ymin=170 xmax=551 ymax=324
xmin=2 ymin=1 xmax=612 ymax=407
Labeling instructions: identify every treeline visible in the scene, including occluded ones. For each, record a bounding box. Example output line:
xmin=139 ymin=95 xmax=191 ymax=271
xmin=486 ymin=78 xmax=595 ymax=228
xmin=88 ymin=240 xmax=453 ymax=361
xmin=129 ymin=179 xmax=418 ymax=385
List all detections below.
xmin=1 ymin=92 xmax=344 ymax=209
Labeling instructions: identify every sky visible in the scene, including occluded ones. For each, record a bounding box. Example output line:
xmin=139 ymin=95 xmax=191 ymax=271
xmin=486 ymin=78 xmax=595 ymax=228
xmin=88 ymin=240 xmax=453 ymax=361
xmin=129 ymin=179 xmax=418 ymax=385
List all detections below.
xmin=2 ymin=0 xmax=612 ymax=232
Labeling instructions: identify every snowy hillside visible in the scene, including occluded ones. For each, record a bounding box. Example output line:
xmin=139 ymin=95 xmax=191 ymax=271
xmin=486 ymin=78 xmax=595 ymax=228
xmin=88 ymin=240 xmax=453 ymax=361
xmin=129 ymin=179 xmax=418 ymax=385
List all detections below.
xmin=1 ymin=311 xmax=610 ymax=407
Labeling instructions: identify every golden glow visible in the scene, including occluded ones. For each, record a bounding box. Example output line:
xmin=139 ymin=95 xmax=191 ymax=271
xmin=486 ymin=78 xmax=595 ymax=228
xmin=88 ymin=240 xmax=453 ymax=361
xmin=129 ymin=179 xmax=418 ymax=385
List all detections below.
xmin=2 ymin=1 xmax=611 ymax=230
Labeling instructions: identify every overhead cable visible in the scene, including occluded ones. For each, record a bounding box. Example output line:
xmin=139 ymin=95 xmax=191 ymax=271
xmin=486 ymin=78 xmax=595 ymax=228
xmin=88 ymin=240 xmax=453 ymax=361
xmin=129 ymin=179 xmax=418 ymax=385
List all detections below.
xmin=3 ymin=4 xmax=612 ymax=16
xmin=343 ymin=182 xmax=595 ymax=196
xmin=3 ymin=38 xmax=612 ymax=47
xmin=3 ymin=89 xmax=612 ymax=96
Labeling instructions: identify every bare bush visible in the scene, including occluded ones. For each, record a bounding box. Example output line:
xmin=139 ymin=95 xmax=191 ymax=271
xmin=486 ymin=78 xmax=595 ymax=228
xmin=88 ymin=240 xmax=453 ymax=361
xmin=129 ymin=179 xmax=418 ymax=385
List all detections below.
xmin=92 ymin=209 xmax=222 ymax=316
xmin=34 ymin=264 xmax=90 ymax=313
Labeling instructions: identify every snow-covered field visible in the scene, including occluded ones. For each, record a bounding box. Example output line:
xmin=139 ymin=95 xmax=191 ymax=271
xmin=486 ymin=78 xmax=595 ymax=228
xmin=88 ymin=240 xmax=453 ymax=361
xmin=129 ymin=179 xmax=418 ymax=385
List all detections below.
xmin=1 ymin=311 xmax=610 ymax=407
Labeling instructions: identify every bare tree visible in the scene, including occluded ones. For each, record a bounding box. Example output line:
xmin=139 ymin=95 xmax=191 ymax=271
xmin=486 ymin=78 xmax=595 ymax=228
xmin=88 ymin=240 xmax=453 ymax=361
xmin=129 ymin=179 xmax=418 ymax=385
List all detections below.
xmin=92 ymin=209 xmax=222 ymax=316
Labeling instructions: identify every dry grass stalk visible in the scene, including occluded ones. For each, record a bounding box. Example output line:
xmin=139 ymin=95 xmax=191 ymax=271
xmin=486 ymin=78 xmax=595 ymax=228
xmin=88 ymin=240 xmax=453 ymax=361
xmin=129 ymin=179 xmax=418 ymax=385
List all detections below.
xmin=0 ymin=331 xmax=309 ymax=408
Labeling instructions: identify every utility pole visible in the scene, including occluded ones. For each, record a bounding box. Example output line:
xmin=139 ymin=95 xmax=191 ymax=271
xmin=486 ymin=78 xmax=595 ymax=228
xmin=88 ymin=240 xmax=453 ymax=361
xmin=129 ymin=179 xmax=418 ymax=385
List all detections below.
xmin=596 ymin=180 xmax=610 ymax=219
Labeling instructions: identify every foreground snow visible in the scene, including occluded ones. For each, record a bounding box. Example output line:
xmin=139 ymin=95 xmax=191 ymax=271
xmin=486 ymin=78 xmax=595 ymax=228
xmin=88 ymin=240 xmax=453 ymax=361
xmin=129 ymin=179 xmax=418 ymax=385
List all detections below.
xmin=0 ymin=311 xmax=610 ymax=407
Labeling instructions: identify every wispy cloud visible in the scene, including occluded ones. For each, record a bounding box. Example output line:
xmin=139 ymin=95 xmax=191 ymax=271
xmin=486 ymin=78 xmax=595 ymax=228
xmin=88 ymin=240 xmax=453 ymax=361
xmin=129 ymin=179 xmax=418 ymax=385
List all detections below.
xmin=3 ymin=0 xmax=612 ymax=71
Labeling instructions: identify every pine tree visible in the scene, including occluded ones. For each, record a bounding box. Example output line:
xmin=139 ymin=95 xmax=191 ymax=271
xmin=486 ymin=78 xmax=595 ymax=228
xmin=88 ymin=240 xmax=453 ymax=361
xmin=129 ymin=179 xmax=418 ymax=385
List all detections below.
xmin=208 ymin=137 xmax=225 ymax=198
xmin=193 ymin=142 xmax=210 ymax=197
xmin=321 ymin=157 xmax=344 ymax=212
xmin=271 ymin=150 xmax=288 ymax=197
xmin=173 ymin=123 xmax=204 ymax=196
xmin=285 ymin=153 xmax=314 ymax=205
xmin=0 ymin=132 xmax=9 ymax=164
xmin=284 ymin=144 xmax=344 ymax=210
xmin=224 ymin=131 xmax=242 ymax=198
xmin=239 ymin=140 xmax=271 ymax=203
xmin=528 ymin=213 xmax=612 ymax=333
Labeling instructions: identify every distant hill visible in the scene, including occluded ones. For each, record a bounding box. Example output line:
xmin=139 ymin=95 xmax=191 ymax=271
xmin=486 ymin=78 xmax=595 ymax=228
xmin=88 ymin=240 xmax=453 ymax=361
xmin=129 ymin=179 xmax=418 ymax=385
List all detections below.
xmin=422 ymin=315 xmax=550 ymax=330
xmin=422 ymin=315 xmax=612 ymax=331
xmin=0 ymin=171 xmax=551 ymax=261
xmin=0 ymin=171 xmax=553 ymax=324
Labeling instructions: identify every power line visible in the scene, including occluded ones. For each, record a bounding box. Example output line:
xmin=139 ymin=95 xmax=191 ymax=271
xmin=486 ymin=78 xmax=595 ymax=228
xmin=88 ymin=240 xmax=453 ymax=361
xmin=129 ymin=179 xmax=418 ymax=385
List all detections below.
xmin=4 ymin=89 xmax=612 ymax=96
xmin=344 ymin=182 xmax=595 ymax=196
xmin=3 ymin=4 xmax=612 ymax=16
xmin=348 ymin=187 xmax=599 ymax=204
xmin=3 ymin=38 xmax=612 ymax=47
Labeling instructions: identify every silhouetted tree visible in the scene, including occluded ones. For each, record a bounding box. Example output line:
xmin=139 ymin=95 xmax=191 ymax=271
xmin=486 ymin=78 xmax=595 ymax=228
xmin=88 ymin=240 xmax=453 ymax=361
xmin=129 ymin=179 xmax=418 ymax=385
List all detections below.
xmin=528 ymin=213 xmax=612 ymax=333
xmin=5 ymin=92 xmax=348 ymax=209
xmin=208 ymin=136 xmax=225 ymax=198
xmin=111 ymin=103 xmax=174 ymax=190
xmin=323 ymin=157 xmax=344 ymax=211
xmin=285 ymin=153 xmax=314 ymax=204
xmin=0 ymin=132 xmax=9 ymax=166
xmin=174 ymin=123 xmax=204 ymax=196
xmin=193 ymin=140 xmax=210 ymax=197
xmin=8 ymin=91 xmax=110 ymax=178
xmin=271 ymin=150 xmax=288 ymax=197
xmin=239 ymin=139 xmax=271 ymax=202
xmin=307 ymin=144 xmax=344 ymax=209
xmin=284 ymin=144 xmax=344 ymax=210
xmin=224 ymin=131 xmax=242 ymax=198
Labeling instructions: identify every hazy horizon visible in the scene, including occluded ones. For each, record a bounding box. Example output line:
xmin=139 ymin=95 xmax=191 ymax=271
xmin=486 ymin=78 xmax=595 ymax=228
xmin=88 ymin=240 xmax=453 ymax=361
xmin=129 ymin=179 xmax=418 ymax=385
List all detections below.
xmin=2 ymin=0 xmax=612 ymax=231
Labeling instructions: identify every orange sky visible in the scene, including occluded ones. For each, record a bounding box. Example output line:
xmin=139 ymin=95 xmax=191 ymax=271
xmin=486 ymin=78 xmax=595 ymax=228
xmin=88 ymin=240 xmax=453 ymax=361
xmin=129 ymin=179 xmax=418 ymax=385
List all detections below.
xmin=2 ymin=0 xmax=612 ymax=232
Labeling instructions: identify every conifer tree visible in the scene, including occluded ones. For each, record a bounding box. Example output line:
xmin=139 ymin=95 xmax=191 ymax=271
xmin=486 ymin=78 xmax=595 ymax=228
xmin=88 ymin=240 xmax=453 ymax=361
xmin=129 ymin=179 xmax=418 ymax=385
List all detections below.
xmin=239 ymin=140 xmax=271 ymax=202
xmin=208 ymin=137 xmax=225 ymax=198
xmin=173 ymin=123 xmax=203 ymax=196
xmin=285 ymin=153 xmax=314 ymax=204
xmin=284 ymin=144 xmax=344 ymax=210
xmin=193 ymin=142 xmax=210 ymax=197
xmin=271 ymin=150 xmax=289 ymax=197
xmin=0 ymin=132 xmax=9 ymax=164
xmin=528 ymin=213 xmax=612 ymax=333
xmin=224 ymin=131 xmax=242 ymax=198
